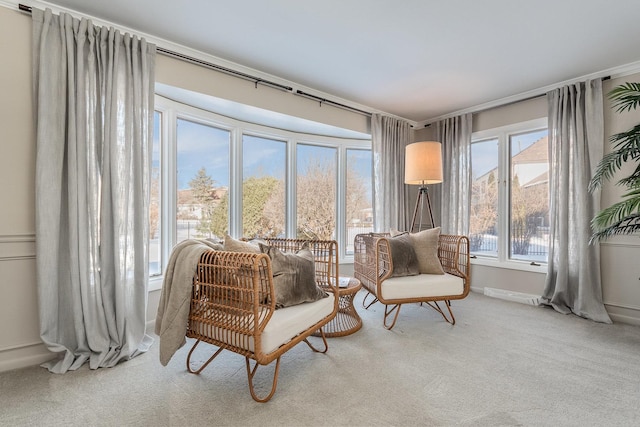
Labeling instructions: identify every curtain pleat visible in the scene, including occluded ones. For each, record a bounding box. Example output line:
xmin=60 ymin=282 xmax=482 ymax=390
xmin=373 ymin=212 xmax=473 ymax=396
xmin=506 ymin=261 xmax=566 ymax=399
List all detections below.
xmin=434 ymin=114 xmax=472 ymax=235
xmin=371 ymin=113 xmax=412 ymax=232
xmin=32 ymin=8 xmax=156 ymax=373
xmin=542 ymin=79 xmax=611 ymax=323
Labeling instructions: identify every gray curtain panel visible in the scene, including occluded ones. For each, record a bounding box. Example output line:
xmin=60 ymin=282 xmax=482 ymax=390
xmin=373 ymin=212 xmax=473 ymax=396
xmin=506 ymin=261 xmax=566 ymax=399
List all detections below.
xmin=32 ymin=8 xmax=157 ymax=372
xmin=371 ymin=113 xmax=412 ymax=232
xmin=434 ymin=113 xmax=472 ymax=235
xmin=542 ymin=79 xmax=611 ymax=323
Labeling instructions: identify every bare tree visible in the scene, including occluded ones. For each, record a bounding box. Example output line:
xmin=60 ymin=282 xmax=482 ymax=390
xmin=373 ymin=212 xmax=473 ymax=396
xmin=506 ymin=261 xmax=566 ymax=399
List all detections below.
xmin=297 ymin=159 xmax=336 ymax=240
xmin=345 ymin=152 xmax=370 ymax=225
xmin=470 ymin=172 xmax=498 ymax=250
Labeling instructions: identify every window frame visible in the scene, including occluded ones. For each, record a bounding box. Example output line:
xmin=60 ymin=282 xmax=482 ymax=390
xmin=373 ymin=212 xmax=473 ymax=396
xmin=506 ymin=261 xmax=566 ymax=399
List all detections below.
xmin=470 ymin=117 xmax=548 ymax=273
xmin=150 ymin=96 xmax=372 ymax=289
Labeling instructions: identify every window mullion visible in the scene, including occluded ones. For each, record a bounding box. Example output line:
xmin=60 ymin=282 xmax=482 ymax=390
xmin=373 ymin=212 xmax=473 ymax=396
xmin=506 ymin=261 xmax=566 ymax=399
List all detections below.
xmin=229 ymin=128 xmax=242 ymax=237
xmin=165 ymin=108 xmax=177 ymax=255
xmin=497 ymin=132 xmax=510 ymax=263
xmin=336 ymin=146 xmax=346 ymax=258
xmin=286 ymin=138 xmax=297 ymax=238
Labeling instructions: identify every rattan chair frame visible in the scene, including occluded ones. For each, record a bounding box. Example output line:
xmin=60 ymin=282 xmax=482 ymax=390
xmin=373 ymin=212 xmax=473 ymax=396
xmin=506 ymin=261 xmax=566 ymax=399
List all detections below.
xmin=354 ymin=232 xmax=470 ymax=330
xmin=185 ymin=239 xmax=339 ymax=402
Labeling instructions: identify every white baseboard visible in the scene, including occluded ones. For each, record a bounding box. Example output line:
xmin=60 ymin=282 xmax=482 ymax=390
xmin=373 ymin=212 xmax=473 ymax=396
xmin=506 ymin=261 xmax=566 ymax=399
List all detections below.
xmin=0 ymin=342 xmax=55 ymax=373
xmin=608 ymin=312 xmax=640 ymax=326
xmin=483 ymin=287 xmax=541 ymax=306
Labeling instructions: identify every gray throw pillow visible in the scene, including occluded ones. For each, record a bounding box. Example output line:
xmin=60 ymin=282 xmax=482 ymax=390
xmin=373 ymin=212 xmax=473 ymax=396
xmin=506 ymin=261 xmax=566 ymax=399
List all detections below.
xmin=387 ymin=233 xmax=420 ymax=277
xmin=223 ymin=234 xmax=261 ymax=253
xmin=409 ymin=227 xmax=445 ymax=275
xmin=259 ymin=243 xmax=328 ymax=309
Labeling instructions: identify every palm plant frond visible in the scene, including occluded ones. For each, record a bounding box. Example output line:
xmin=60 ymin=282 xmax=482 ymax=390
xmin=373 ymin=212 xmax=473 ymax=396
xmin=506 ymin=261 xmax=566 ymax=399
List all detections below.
xmin=617 ymin=166 xmax=640 ymax=188
xmin=591 ymin=190 xmax=640 ymax=230
xmin=589 ymin=125 xmax=640 ymax=192
xmin=590 ymin=213 xmax=640 ymax=243
xmin=589 ymin=82 xmax=640 ymax=242
xmin=610 ymin=124 xmax=640 ymax=152
xmin=589 ymin=151 xmax=629 ymax=191
xmin=609 ymin=82 xmax=640 ymax=113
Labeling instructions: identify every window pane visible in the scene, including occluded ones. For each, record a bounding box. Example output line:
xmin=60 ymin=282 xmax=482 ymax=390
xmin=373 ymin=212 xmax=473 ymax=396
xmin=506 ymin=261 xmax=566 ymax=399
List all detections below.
xmin=509 ymin=130 xmax=549 ymax=262
xmin=242 ymin=135 xmax=286 ymax=238
xmin=149 ymin=111 xmax=162 ymax=276
xmin=470 ymin=139 xmax=499 ymax=257
xmin=345 ymin=149 xmax=373 ymax=255
xmin=297 ymin=144 xmax=336 ymax=240
xmin=176 ymin=119 xmax=230 ymax=243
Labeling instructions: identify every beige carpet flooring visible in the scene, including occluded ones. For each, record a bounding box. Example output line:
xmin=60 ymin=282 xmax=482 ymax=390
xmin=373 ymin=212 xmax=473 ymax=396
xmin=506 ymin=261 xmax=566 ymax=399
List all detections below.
xmin=1 ymin=291 xmax=640 ymax=427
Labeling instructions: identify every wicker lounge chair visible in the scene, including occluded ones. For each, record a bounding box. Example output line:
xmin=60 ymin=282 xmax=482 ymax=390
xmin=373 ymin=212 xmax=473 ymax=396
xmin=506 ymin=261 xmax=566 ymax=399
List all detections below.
xmin=186 ymin=238 xmax=339 ymax=402
xmin=353 ymin=232 xmax=470 ymax=330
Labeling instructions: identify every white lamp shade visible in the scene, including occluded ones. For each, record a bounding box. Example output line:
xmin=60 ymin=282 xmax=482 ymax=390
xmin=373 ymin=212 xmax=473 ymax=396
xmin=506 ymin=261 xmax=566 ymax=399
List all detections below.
xmin=405 ymin=141 xmax=443 ymax=185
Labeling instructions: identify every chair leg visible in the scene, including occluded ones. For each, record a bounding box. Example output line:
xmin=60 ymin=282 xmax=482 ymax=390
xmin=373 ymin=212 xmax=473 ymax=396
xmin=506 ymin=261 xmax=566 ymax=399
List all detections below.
xmin=424 ymin=300 xmax=457 ymax=325
xmin=246 ymin=356 xmax=281 ymax=403
xmin=362 ymin=291 xmax=378 ymax=309
xmin=186 ymin=339 xmax=225 ymax=374
xmin=303 ymin=328 xmax=329 ymax=353
xmin=383 ymin=304 xmax=402 ymax=330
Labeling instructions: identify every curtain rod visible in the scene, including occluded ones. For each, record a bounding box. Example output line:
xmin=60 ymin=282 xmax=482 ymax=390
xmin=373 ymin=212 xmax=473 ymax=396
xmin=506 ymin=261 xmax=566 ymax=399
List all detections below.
xmin=482 ymin=74 xmax=611 ymax=112
xmin=155 ymin=48 xmax=293 ymax=92
xmin=18 ymin=3 xmax=293 ymax=92
xmin=295 ymin=90 xmax=372 ymax=117
xmin=18 ymin=3 xmax=379 ymax=119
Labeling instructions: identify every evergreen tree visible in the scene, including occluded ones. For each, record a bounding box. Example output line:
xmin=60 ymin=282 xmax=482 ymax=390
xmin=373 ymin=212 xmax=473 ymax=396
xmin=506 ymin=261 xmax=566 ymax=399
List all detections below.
xmin=188 ymin=167 xmax=216 ymax=237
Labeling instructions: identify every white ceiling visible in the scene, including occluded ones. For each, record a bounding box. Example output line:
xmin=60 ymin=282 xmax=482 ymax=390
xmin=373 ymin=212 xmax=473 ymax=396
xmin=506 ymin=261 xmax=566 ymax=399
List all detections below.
xmin=26 ymin=0 xmax=640 ymax=123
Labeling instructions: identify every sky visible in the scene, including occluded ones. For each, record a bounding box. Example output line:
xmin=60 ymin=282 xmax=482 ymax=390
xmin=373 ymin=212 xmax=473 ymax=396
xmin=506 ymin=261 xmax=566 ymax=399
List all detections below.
xmin=163 ymin=117 xmax=372 ymax=195
xmin=472 ymin=128 xmax=547 ymax=179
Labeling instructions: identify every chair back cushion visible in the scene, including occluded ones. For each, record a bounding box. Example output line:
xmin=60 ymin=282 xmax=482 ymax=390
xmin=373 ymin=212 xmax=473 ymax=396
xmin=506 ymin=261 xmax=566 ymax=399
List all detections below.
xmin=388 ymin=233 xmax=420 ymax=277
xmin=260 ymin=244 xmax=328 ymax=308
xmin=409 ymin=228 xmax=445 ymax=275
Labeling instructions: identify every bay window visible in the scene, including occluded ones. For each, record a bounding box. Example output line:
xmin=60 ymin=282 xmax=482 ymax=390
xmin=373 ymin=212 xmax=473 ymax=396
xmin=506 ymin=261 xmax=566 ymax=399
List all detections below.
xmin=150 ymin=95 xmax=372 ymax=283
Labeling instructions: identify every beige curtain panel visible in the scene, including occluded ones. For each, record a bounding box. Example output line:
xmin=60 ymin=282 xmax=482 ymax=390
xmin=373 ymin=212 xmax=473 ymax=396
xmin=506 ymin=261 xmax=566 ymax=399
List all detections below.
xmin=542 ymin=79 xmax=611 ymax=323
xmin=434 ymin=113 xmax=472 ymax=236
xmin=32 ymin=8 xmax=157 ymax=373
xmin=371 ymin=113 xmax=412 ymax=232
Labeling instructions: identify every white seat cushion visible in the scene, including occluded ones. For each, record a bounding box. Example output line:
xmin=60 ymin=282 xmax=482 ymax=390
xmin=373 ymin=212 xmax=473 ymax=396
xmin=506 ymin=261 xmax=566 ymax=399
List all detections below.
xmin=261 ymin=293 xmax=335 ymax=354
xmin=381 ymin=273 xmax=464 ymax=300
xmin=190 ymin=294 xmax=335 ymax=355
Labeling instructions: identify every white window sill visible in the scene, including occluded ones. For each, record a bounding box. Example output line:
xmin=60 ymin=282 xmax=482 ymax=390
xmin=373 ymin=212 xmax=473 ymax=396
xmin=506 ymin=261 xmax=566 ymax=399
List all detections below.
xmin=149 ymin=275 xmax=164 ymax=292
xmin=470 ymin=256 xmax=547 ymax=274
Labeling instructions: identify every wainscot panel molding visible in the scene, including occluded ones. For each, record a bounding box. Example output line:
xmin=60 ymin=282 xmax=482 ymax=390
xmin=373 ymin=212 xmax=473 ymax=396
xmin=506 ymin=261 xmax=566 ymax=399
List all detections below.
xmin=0 ymin=256 xmax=48 ymax=372
xmin=0 ymin=234 xmax=36 ymax=261
xmin=601 ymin=242 xmax=640 ymax=325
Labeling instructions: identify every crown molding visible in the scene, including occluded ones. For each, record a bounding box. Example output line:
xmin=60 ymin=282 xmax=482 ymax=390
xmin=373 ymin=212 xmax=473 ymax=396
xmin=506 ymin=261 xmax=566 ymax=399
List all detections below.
xmin=416 ymin=60 xmax=640 ymax=128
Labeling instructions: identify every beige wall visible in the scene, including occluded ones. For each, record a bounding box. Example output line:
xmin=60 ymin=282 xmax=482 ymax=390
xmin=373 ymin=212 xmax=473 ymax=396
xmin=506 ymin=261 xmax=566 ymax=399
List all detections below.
xmin=600 ymin=74 xmax=640 ymax=324
xmin=2 ymin=4 xmax=639 ymax=372
xmin=0 ymin=7 xmax=45 ymax=371
xmin=155 ymin=56 xmax=371 ymax=135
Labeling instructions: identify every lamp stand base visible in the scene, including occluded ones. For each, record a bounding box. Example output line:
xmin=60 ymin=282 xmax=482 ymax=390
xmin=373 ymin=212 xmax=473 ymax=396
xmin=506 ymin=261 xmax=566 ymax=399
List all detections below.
xmin=410 ymin=186 xmax=435 ymax=233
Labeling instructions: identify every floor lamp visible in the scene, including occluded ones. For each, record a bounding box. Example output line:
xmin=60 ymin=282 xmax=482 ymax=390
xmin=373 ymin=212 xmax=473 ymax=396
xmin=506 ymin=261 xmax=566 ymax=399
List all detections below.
xmin=405 ymin=141 xmax=443 ymax=233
